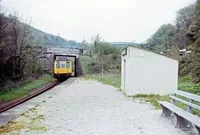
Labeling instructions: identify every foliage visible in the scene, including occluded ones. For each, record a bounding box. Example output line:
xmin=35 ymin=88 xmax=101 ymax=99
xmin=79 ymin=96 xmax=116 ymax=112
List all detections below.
xmin=147 ymin=3 xmax=195 ymax=53
xmin=174 ymin=3 xmax=195 ymax=49
xmin=178 ymin=76 xmax=193 ymax=83
xmin=188 ymin=0 xmax=200 ymax=41
xmin=80 ymin=36 xmax=121 ymax=87
xmin=79 ymin=56 xmax=90 ymax=74
xmin=146 ymin=2 xmax=200 ymax=82
xmin=176 ymin=2 xmax=200 ymax=82
xmin=147 ymin=24 xmax=176 ymax=52
xmin=0 ymin=9 xmax=44 ymax=81
xmin=80 ymin=40 xmax=91 ymax=52
xmin=179 ymin=82 xmax=200 ymax=95
xmin=80 ymin=34 xmax=121 ymax=76
xmin=183 ymin=0 xmax=200 ymax=82
xmin=178 ymin=55 xmax=194 ymax=77
xmin=0 ymin=74 xmax=56 ymax=102
xmin=80 ymin=54 xmax=120 ymax=75
xmin=178 ymin=76 xmax=200 ymax=95
xmin=96 ymin=42 xmax=120 ymax=55
xmin=0 ymin=13 xmax=8 ymax=45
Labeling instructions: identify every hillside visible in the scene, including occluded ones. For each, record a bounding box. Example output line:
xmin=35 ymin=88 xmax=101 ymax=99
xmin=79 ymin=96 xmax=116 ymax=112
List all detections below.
xmin=109 ymin=42 xmax=148 ymax=48
xmin=110 ymin=42 xmax=136 ymax=47
xmin=30 ymin=27 xmax=145 ymax=49
xmin=30 ymin=26 xmax=81 ymax=48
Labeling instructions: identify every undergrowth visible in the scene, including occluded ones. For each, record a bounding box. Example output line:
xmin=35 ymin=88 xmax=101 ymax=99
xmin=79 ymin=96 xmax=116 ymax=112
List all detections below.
xmin=0 ymin=74 xmax=56 ymax=102
xmin=178 ymin=76 xmax=200 ymax=95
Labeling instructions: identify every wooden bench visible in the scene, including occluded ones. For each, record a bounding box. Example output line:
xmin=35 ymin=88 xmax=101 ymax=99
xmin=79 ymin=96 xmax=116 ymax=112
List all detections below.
xmin=159 ymin=90 xmax=200 ymax=135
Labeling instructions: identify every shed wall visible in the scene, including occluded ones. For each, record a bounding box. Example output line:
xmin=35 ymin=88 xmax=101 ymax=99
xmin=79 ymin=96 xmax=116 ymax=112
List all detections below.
xmin=121 ymin=47 xmax=178 ymax=96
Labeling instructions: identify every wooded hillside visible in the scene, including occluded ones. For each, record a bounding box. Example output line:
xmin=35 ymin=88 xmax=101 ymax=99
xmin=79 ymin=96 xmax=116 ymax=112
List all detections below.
xmin=146 ymin=1 xmax=200 ymax=83
xmin=29 ymin=26 xmax=81 ymax=48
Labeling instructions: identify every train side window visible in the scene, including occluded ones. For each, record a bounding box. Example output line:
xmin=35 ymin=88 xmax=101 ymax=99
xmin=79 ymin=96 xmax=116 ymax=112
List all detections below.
xmin=56 ymin=62 xmax=60 ymax=68
xmin=66 ymin=62 xmax=70 ymax=68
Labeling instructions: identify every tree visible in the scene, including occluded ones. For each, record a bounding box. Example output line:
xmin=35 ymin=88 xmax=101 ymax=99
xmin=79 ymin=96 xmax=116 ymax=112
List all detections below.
xmin=0 ymin=7 xmax=9 ymax=80
xmin=80 ymin=40 xmax=90 ymax=51
xmin=91 ymin=34 xmax=101 ymax=55
xmin=0 ymin=13 xmax=8 ymax=45
xmin=147 ymin=24 xmax=176 ymax=52
xmin=5 ymin=14 xmax=35 ymax=79
xmin=173 ymin=4 xmax=195 ymax=50
xmin=184 ymin=0 xmax=200 ymax=82
xmin=88 ymin=34 xmax=121 ymax=77
xmin=143 ymin=2 xmax=200 ymax=81
xmin=169 ymin=4 xmax=196 ymax=59
xmin=188 ymin=1 xmax=200 ymax=41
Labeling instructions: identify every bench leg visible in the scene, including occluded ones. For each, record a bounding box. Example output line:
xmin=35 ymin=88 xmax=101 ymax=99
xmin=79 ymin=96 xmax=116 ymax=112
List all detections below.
xmin=160 ymin=105 xmax=173 ymax=117
xmin=175 ymin=114 xmax=193 ymax=129
xmin=195 ymin=125 xmax=200 ymax=135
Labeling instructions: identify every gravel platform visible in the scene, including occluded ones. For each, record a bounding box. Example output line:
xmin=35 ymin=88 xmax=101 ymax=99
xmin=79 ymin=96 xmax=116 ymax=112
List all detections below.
xmin=1 ymin=78 xmax=198 ymax=135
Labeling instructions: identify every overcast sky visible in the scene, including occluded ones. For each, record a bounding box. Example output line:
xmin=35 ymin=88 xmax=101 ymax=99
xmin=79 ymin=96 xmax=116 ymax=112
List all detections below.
xmin=2 ymin=0 xmax=196 ymax=43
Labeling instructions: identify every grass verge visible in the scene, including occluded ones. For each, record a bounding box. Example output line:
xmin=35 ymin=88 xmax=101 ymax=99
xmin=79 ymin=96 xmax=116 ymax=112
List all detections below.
xmin=0 ymin=74 xmax=56 ymax=102
xmin=82 ymin=74 xmax=121 ymax=89
xmin=132 ymin=94 xmax=170 ymax=109
xmin=0 ymin=106 xmax=47 ymax=134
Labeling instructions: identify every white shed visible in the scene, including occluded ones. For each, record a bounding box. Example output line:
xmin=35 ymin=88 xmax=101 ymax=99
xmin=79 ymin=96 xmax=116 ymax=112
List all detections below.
xmin=121 ymin=46 xmax=178 ymax=96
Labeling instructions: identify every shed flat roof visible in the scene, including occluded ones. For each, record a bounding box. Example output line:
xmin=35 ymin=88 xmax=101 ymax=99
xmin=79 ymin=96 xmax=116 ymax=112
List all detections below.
xmin=123 ymin=45 xmax=178 ymax=61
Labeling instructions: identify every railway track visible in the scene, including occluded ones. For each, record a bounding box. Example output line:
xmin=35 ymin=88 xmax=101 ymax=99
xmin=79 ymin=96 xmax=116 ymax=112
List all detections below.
xmin=0 ymin=80 xmax=61 ymax=113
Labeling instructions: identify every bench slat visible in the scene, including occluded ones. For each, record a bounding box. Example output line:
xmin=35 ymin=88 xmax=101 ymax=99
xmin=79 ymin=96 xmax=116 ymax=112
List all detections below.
xmin=176 ymin=90 xmax=200 ymax=102
xmin=170 ymin=95 xmax=200 ymax=110
xmin=159 ymin=101 xmax=200 ymax=127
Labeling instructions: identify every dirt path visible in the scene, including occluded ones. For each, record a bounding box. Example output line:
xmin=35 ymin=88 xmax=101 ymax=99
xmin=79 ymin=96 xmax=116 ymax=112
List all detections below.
xmin=1 ymin=78 xmax=197 ymax=135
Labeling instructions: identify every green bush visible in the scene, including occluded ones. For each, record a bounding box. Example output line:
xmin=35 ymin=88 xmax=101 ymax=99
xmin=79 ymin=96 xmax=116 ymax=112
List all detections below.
xmin=178 ymin=76 xmax=200 ymax=95
xmin=79 ymin=56 xmax=91 ymax=74
xmin=178 ymin=76 xmax=193 ymax=83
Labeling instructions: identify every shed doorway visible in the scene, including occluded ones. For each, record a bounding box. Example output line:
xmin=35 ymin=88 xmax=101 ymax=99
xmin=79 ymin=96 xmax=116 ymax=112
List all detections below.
xmin=124 ymin=59 xmax=126 ymax=91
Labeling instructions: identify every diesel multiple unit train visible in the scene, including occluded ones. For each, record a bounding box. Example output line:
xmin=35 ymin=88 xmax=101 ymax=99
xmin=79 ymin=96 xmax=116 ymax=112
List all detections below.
xmin=52 ymin=54 xmax=83 ymax=81
xmin=53 ymin=55 xmax=73 ymax=80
